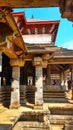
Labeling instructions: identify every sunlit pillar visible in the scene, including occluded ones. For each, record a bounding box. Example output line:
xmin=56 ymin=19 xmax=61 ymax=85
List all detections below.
xmin=10 ymin=58 xmax=25 ymax=108
xmin=10 ymin=66 xmax=20 ymax=108
xmin=33 ymin=57 xmax=43 ymax=109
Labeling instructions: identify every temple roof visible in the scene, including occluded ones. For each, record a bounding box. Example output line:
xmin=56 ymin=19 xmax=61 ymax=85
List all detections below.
xmin=25 ymin=43 xmax=60 ymax=54
xmin=0 ymin=11 xmax=73 ymax=61
xmin=25 ymin=43 xmax=73 ymax=57
xmin=54 ymin=48 xmax=73 ymax=58
xmin=13 ymin=12 xmax=60 ymax=44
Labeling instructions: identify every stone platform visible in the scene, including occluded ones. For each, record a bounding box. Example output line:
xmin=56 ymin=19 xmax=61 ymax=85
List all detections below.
xmin=0 ymin=102 xmax=73 ymax=130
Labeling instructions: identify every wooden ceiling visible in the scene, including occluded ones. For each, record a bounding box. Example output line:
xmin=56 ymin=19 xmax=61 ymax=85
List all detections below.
xmin=0 ymin=0 xmax=59 ymax=8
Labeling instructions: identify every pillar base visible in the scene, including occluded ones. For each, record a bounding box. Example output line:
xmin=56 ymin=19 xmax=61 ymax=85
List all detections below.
xmin=9 ymin=101 xmax=20 ymax=109
xmin=34 ymin=104 xmax=43 ymax=110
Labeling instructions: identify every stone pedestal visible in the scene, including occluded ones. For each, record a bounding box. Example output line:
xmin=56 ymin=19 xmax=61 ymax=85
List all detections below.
xmin=10 ymin=67 xmax=20 ymax=109
xmin=34 ymin=66 xmax=43 ymax=109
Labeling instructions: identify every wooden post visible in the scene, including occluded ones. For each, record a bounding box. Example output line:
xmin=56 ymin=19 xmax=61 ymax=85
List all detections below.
xmin=71 ymin=65 xmax=73 ymax=100
xmin=0 ymin=52 xmax=2 ymax=90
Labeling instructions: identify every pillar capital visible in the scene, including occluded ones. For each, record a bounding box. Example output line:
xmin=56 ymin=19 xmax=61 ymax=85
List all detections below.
xmin=33 ymin=57 xmax=42 ymax=66
xmin=33 ymin=57 xmax=48 ymax=68
xmin=10 ymin=58 xmax=25 ymax=67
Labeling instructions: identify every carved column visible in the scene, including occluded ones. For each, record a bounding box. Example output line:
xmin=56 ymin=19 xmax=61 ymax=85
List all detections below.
xmin=0 ymin=52 xmax=2 ymax=90
xmin=60 ymin=72 xmax=64 ymax=85
xmin=10 ymin=58 xmax=25 ymax=108
xmin=64 ymin=71 xmax=68 ymax=91
xmin=10 ymin=66 xmax=20 ymax=108
xmin=46 ymin=65 xmax=51 ymax=86
xmin=33 ymin=57 xmax=44 ymax=109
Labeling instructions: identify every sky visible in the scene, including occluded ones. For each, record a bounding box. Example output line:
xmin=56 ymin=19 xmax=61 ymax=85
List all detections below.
xmin=13 ymin=7 xmax=73 ymax=50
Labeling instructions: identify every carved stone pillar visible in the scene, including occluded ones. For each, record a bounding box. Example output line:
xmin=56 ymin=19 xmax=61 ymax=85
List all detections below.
xmin=33 ymin=57 xmax=43 ymax=109
xmin=0 ymin=52 xmax=2 ymax=90
xmin=46 ymin=65 xmax=51 ymax=86
xmin=64 ymin=71 xmax=68 ymax=91
xmin=10 ymin=66 xmax=20 ymax=109
xmin=60 ymin=72 xmax=64 ymax=85
xmin=10 ymin=58 xmax=25 ymax=109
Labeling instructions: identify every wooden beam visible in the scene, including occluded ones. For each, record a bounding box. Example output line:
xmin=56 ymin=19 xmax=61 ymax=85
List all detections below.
xmin=2 ymin=47 xmax=18 ymax=58
xmin=54 ymin=65 xmax=61 ymax=71
xmin=0 ymin=41 xmax=7 ymax=47
xmin=0 ymin=0 xmax=59 ymax=8
xmin=57 ymin=64 xmax=64 ymax=70
xmin=48 ymin=58 xmax=73 ymax=64
xmin=2 ymin=9 xmax=27 ymax=52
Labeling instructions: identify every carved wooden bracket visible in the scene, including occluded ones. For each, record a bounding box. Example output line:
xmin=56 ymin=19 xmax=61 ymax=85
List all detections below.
xmin=33 ymin=57 xmax=48 ymax=68
xmin=10 ymin=58 xmax=25 ymax=67
xmin=59 ymin=0 xmax=73 ymax=21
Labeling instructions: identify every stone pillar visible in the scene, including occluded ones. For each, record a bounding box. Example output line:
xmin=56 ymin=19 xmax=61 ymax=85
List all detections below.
xmin=46 ymin=65 xmax=51 ymax=86
xmin=70 ymin=65 xmax=73 ymax=100
xmin=60 ymin=72 xmax=64 ymax=86
xmin=0 ymin=52 xmax=2 ymax=90
xmin=10 ymin=66 xmax=20 ymax=108
xmin=10 ymin=58 xmax=25 ymax=108
xmin=33 ymin=57 xmax=43 ymax=109
xmin=64 ymin=71 xmax=68 ymax=91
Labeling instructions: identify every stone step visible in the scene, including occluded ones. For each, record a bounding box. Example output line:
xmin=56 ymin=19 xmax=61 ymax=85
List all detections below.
xmin=49 ymin=115 xmax=73 ymax=125
xmin=44 ymin=98 xmax=68 ymax=103
xmin=44 ymin=95 xmax=65 ymax=98
xmin=49 ymin=105 xmax=73 ymax=115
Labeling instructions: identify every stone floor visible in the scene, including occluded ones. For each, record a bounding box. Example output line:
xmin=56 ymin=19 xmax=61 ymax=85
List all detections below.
xmin=0 ymin=101 xmax=73 ymax=130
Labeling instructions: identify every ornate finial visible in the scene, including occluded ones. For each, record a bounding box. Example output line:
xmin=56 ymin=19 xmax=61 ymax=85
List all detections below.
xmin=31 ymin=14 xmax=34 ymax=19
